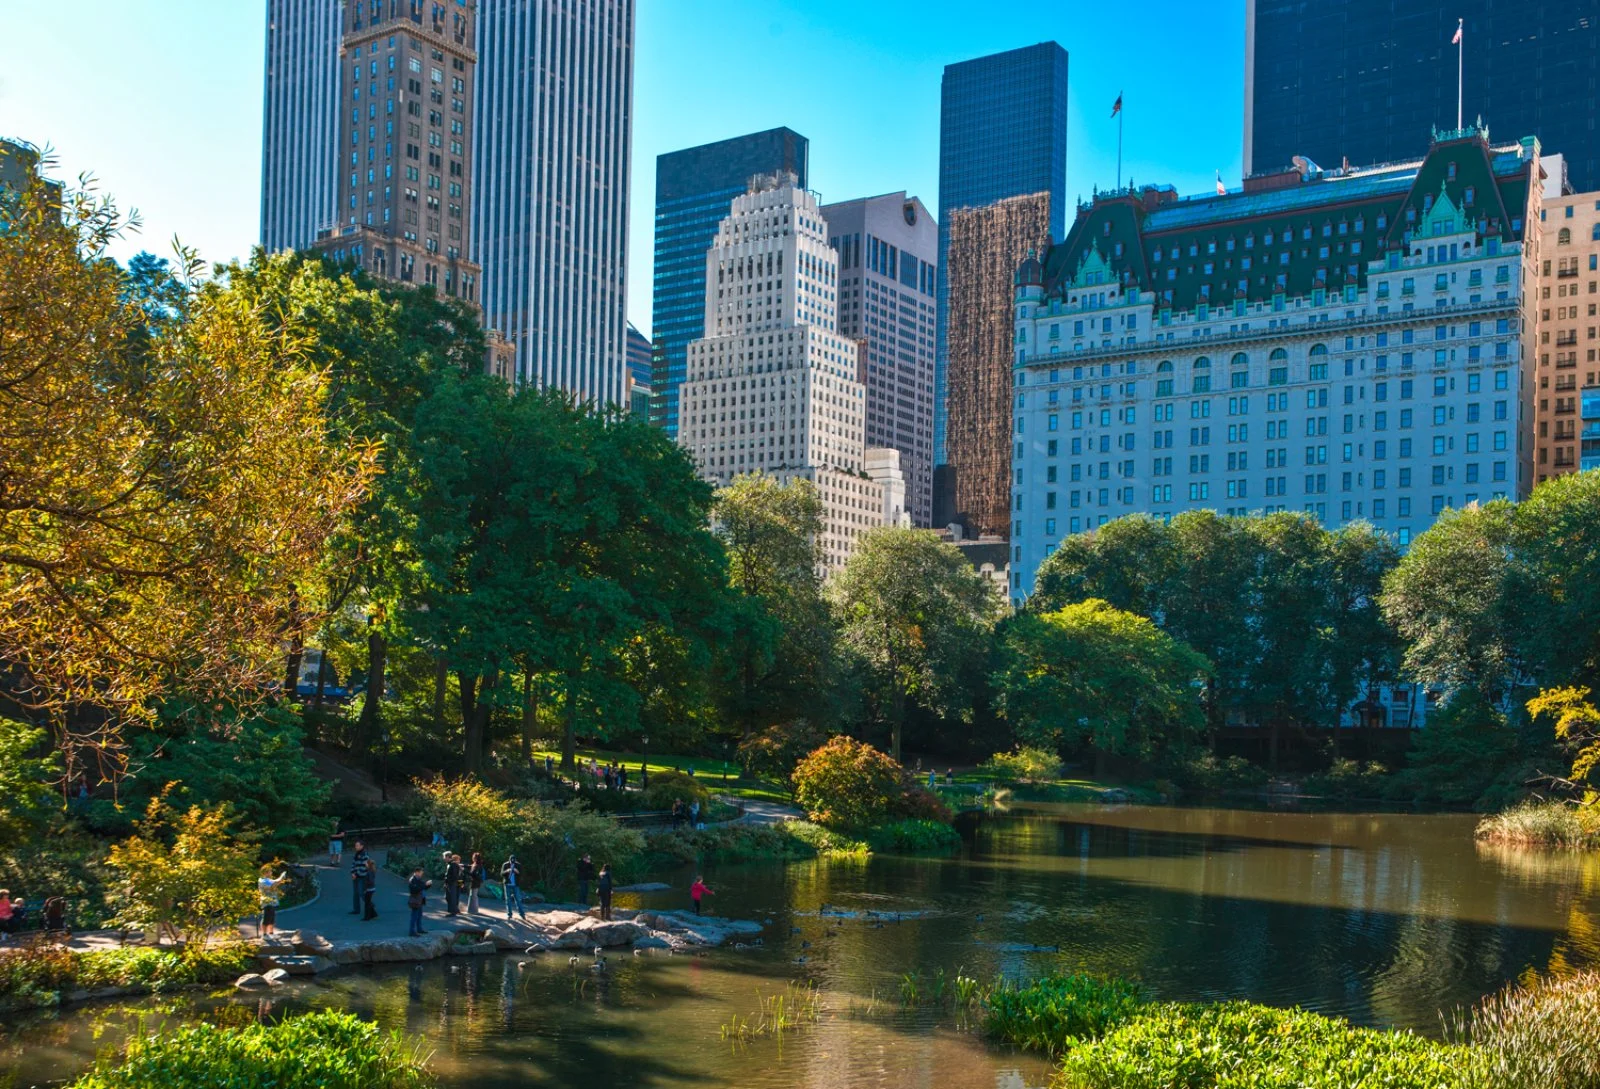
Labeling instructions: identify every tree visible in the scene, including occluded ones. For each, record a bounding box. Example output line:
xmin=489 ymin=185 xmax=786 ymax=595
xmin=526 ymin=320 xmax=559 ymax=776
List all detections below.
xmin=1527 ymin=686 xmax=1600 ymax=798
xmin=1381 ymin=501 xmax=1521 ymax=703
xmin=0 ymin=718 xmax=58 ymax=850
xmin=0 ymin=174 xmax=373 ymax=752
xmin=995 ymin=599 xmax=1209 ymax=772
xmin=829 ymin=528 xmax=998 ymax=760
xmin=1510 ymin=472 xmax=1600 ymax=694
xmin=791 ymin=736 xmax=906 ymax=831
xmin=106 ymin=792 xmax=259 ymax=945
xmin=711 ymin=475 xmax=837 ymax=737
xmin=1030 ymin=514 xmax=1175 ymax=618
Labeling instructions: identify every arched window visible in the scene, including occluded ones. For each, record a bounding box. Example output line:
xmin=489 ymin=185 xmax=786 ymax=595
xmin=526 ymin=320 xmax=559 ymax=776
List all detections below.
xmin=1155 ymin=360 xmax=1174 ymax=397
xmin=1309 ymin=344 xmax=1328 ymax=357
xmin=1193 ymin=356 xmax=1211 ymax=369
xmin=1192 ymin=356 xmax=1211 ymax=393
xmin=1268 ymin=346 xmax=1289 ymax=386
xmin=1230 ymin=353 xmax=1250 ymax=388
xmin=1231 ymin=352 xmax=1248 ymax=367
xmin=1269 ymin=347 xmax=1288 ymax=362
xmin=1559 ymin=227 xmax=1572 ymax=245
xmin=1157 ymin=360 xmax=1174 ymax=372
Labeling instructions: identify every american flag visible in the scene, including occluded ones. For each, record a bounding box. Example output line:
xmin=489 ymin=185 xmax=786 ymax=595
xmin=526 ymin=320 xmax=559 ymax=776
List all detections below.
xmin=1215 ymin=172 xmax=1226 ymax=196
xmin=1451 ymin=20 xmax=1462 ymax=44
xmin=1111 ymin=93 xmax=1122 ymax=118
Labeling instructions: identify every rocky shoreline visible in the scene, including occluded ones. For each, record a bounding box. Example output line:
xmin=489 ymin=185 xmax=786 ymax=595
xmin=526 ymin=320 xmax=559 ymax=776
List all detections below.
xmin=235 ymin=907 xmax=765 ymax=988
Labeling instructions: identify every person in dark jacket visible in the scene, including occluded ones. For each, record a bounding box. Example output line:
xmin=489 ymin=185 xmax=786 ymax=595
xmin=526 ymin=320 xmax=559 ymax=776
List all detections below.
xmin=443 ymin=853 xmax=464 ymax=915
xmin=361 ymin=859 xmax=379 ymax=920
xmin=596 ymin=864 xmax=614 ymax=921
xmin=407 ymin=867 xmax=432 ymax=936
xmin=576 ymin=854 xmax=595 ymax=907
xmin=467 ymin=852 xmax=486 ymax=913
xmin=501 ymin=855 xmax=525 ymax=919
xmin=349 ymin=841 xmax=369 ymax=915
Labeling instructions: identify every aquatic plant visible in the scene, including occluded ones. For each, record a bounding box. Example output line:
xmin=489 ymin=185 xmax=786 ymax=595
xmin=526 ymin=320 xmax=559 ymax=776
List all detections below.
xmin=1453 ymin=970 xmax=1600 ymax=1089
xmin=1057 ymin=1001 xmax=1468 ymax=1089
xmin=980 ymin=974 xmax=1145 ymax=1056
xmin=1476 ymin=800 xmax=1600 ymax=848
xmin=864 ymin=819 xmax=961 ymax=854
xmin=68 ymin=1010 xmax=434 ymax=1088
xmin=719 ymin=981 xmax=822 ymax=1043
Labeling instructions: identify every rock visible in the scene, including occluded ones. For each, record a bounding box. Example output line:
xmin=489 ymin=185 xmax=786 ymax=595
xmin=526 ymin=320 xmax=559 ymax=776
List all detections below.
xmin=235 ymin=973 xmax=268 ymax=989
xmin=632 ymin=935 xmax=672 ymax=950
xmin=448 ymin=940 xmax=497 ymax=956
xmin=525 ymin=909 xmax=587 ymax=929
xmin=556 ymin=916 xmax=647 ymax=949
xmin=615 ymin=882 xmax=671 ymax=893
xmin=293 ymin=930 xmax=336 ymax=956
xmin=640 ymin=911 xmax=764 ymax=947
xmin=262 ymin=968 xmax=292 ymax=986
xmin=258 ymin=954 xmax=335 ymax=975
xmin=255 ymin=934 xmax=297 ymax=953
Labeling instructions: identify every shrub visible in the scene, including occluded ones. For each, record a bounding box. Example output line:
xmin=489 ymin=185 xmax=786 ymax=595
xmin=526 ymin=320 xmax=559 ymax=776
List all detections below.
xmin=792 ymin=737 xmax=905 ymax=831
xmin=1165 ymin=751 xmax=1270 ymax=793
xmin=1391 ymin=691 xmax=1519 ymax=807
xmin=1056 ymin=1001 xmax=1469 ymax=1088
xmin=898 ymin=785 xmax=954 ymax=824
xmin=0 ymin=942 xmax=249 ymax=1008
xmin=865 ymin=819 xmax=961 ymax=854
xmin=1303 ymin=758 xmax=1391 ymax=800
xmin=510 ymin=802 xmax=645 ymax=896
xmin=68 ymin=1010 xmax=433 ymax=1089
xmin=1459 ymin=970 xmax=1600 ymax=1089
xmin=1476 ymin=800 xmax=1600 ymax=848
xmin=105 ymin=793 xmax=259 ymax=945
xmin=413 ymin=777 xmax=519 ymax=859
xmin=641 ymin=770 xmax=708 ymax=811
xmin=737 ymin=720 xmax=827 ymax=784
xmin=643 ymin=823 xmax=822 ymax=868
xmin=981 ymin=974 xmax=1145 ymax=1055
xmin=784 ymin=820 xmax=869 ymax=856
xmin=981 ymin=746 xmax=1063 ymax=783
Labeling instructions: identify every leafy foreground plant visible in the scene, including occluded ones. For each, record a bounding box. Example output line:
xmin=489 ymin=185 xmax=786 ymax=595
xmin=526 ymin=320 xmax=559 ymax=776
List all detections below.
xmin=1455 ymin=969 xmax=1600 ymax=1089
xmin=1056 ymin=1001 xmax=1467 ymax=1089
xmin=720 ymin=981 xmax=822 ymax=1044
xmin=0 ymin=941 xmax=250 ymax=1010
xmin=981 ymin=974 xmax=1146 ymax=1056
xmin=69 ymin=1010 xmax=434 ymax=1089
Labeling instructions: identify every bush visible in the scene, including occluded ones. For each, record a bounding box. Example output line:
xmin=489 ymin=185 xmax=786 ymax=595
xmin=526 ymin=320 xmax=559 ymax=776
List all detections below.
xmin=643 ymin=823 xmax=823 ymax=868
xmin=1303 ymin=758 xmax=1391 ymax=800
xmin=1460 ymin=970 xmax=1600 ymax=1089
xmin=1476 ymin=800 xmax=1600 ymax=848
xmin=1165 ymin=751 xmax=1270 ymax=794
xmin=737 ymin=720 xmax=827 ymax=783
xmin=866 ymin=819 xmax=961 ymax=854
xmin=413 ymin=777 xmax=519 ymax=859
xmin=1056 ymin=1001 xmax=1468 ymax=1089
xmin=981 ymin=746 xmax=1063 ymax=783
xmin=1392 ymin=691 xmax=1520 ymax=807
xmin=641 ymin=770 xmax=708 ymax=811
xmin=784 ymin=820 xmax=869 ymax=856
xmin=792 ymin=737 xmax=905 ymax=831
xmin=511 ymin=802 xmax=645 ymax=896
xmin=981 ymin=974 xmax=1145 ymax=1056
xmin=0 ymin=942 xmax=250 ymax=1009
xmin=68 ymin=1010 xmax=434 ymax=1089
xmin=898 ymin=785 xmax=954 ymax=823
xmin=105 ymin=794 xmax=259 ymax=946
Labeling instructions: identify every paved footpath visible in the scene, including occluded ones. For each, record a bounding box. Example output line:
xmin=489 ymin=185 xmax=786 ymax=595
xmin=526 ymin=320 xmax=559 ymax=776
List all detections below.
xmin=725 ymin=797 xmax=804 ymax=825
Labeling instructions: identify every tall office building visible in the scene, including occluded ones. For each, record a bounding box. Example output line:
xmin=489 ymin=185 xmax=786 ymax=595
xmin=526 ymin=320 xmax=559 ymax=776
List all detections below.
xmin=1246 ymin=0 xmax=1600 ymax=188
xmin=822 ymin=192 xmax=938 ymax=526
xmin=1535 ymin=188 xmax=1600 ymax=478
xmin=312 ymin=0 xmax=484 ymax=306
xmin=1009 ymin=128 xmax=1544 ymax=605
xmin=934 ymin=42 xmax=1069 ymax=531
xmin=626 ymin=321 xmax=652 ymax=417
xmin=260 ymin=0 xmax=342 ymax=254
xmin=677 ymin=176 xmax=904 ymax=569
xmin=475 ymin=0 xmax=634 ymax=405
xmin=652 ymin=128 xmax=809 ymax=439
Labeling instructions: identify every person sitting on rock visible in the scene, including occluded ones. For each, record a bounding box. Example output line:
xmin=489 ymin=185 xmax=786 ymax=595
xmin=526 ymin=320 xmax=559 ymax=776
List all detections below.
xmin=597 ymin=864 xmax=614 ymax=921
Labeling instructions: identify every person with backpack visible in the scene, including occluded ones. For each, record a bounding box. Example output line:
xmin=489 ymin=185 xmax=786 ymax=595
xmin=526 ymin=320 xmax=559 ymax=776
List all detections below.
xmin=596 ymin=864 xmax=614 ymax=921
xmin=443 ymin=853 xmax=464 ymax=915
xmin=406 ymin=866 xmax=432 ymax=937
xmin=576 ymin=854 xmax=595 ymax=907
xmin=501 ymin=855 xmax=525 ymax=919
xmin=467 ymin=852 xmax=486 ymax=913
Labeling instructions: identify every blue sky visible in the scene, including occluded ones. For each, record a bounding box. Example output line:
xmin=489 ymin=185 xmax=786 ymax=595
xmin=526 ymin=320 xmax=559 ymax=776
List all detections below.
xmin=0 ymin=0 xmax=1245 ymax=335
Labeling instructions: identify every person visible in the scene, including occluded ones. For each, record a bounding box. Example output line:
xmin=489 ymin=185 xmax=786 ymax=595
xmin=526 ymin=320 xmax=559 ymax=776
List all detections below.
xmin=431 ymin=829 xmax=447 ymax=848
xmin=406 ymin=866 xmax=432 ymax=937
xmin=928 ymin=769 xmax=937 ymax=789
xmin=9 ymin=897 xmax=25 ymax=936
xmin=689 ymin=875 xmax=712 ymax=916
xmin=689 ymin=799 xmax=701 ymax=829
xmin=467 ymin=852 xmax=486 ymax=913
xmin=576 ymin=853 xmax=595 ymax=907
xmin=443 ymin=853 xmax=464 ymax=915
xmin=544 ymin=755 xmax=555 ymax=776
xmin=42 ymin=896 xmax=66 ymax=936
xmin=596 ymin=864 xmax=614 ymax=921
xmin=258 ymin=864 xmax=291 ymax=937
xmin=945 ymin=768 xmax=954 ymax=787
xmin=0 ymin=890 xmax=13 ymax=944
xmin=349 ymin=841 xmax=369 ymax=915
xmin=329 ymin=826 xmax=344 ymax=868
xmin=618 ymin=765 xmax=628 ymax=791
xmin=501 ymin=855 xmax=525 ymax=919
xmin=361 ymin=859 xmax=379 ymax=921
xmin=670 ymin=799 xmax=684 ymax=829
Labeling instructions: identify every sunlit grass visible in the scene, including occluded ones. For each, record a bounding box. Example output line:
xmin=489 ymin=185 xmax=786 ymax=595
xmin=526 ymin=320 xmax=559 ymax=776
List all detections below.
xmin=719 ymin=981 xmax=822 ymax=1044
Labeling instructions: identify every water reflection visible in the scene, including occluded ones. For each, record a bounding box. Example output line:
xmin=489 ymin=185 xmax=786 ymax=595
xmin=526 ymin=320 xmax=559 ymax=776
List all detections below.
xmin=2 ymin=804 xmax=1595 ymax=1087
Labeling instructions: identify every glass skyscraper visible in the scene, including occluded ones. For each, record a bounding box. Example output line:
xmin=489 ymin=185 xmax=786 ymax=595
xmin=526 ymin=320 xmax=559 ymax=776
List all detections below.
xmin=650 ymin=128 xmax=808 ymax=438
xmin=1246 ymin=0 xmax=1599 ymax=188
xmin=933 ymin=42 xmax=1068 ymax=526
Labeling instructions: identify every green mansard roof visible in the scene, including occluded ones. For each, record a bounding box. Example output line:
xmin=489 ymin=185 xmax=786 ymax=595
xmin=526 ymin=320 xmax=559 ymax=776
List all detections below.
xmin=1038 ymin=129 xmax=1538 ymax=311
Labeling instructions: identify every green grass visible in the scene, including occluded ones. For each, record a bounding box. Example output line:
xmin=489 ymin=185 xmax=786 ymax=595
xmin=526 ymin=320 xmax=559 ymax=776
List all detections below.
xmin=68 ymin=1010 xmax=434 ymax=1089
xmin=1476 ymin=800 xmax=1600 ymax=848
xmin=528 ymin=745 xmax=795 ymax=806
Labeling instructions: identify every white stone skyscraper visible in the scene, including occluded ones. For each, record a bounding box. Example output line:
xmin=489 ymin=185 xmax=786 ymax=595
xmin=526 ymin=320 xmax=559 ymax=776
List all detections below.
xmin=474 ymin=0 xmax=635 ymax=405
xmin=259 ymin=0 xmax=342 ymax=253
xmin=679 ymin=176 xmax=905 ymax=570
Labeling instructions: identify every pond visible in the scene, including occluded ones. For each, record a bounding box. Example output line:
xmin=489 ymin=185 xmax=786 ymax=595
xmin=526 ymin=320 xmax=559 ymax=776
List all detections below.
xmin=6 ymin=802 xmax=1598 ymax=1088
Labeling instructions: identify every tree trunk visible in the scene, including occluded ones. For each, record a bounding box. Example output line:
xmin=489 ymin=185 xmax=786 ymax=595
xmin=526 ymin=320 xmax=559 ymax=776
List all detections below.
xmin=314 ymin=645 xmax=329 ymax=705
xmin=354 ymin=630 xmax=386 ymax=757
xmin=890 ymin=686 xmax=905 ymax=763
xmin=457 ymin=671 xmax=478 ymax=772
xmin=1269 ymin=718 xmax=1281 ymax=772
xmin=562 ymin=675 xmax=578 ymax=771
xmin=521 ymin=671 xmax=536 ymax=763
xmin=283 ymin=586 xmax=304 ymax=700
xmin=432 ymin=656 xmax=449 ymax=732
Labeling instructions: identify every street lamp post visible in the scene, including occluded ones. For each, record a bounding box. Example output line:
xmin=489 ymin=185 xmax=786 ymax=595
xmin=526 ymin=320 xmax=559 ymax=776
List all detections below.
xmin=641 ymin=736 xmax=649 ymax=789
xmin=379 ymin=731 xmax=391 ymax=802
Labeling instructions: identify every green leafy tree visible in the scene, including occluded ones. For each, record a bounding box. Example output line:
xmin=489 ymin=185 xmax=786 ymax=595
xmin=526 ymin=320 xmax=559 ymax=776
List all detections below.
xmin=1031 ymin=514 xmax=1176 ymax=618
xmin=106 ymin=793 xmax=258 ymax=945
xmin=995 ymin=599 xmax=1209 ymax=773
xmin=0 ymin=718 xmax=58 ymax=850
xmin=1394 ymin=691 xmax=1518 ymax=807
xmin=1510 ymin=472 xmax=1600 ymax=694
xmin=829 ymin=528 xmax=999 ymax=760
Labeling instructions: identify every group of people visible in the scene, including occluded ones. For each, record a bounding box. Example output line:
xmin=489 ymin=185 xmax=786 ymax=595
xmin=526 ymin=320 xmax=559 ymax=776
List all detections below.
xmin=669 ymin=798 xmax=703 ymax=829
xmin=0 ymin=890 xmax=66 ymax=942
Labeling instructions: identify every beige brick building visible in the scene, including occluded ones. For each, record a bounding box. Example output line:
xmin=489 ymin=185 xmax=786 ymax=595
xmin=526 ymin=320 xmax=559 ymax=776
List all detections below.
xmin=1534 ymin=190 xmax=1600 ymax=479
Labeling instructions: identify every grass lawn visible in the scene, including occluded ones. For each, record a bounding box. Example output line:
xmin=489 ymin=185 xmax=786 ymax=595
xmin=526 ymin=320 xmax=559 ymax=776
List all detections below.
xmin=528 ymin=744 xmax=795 ymax=805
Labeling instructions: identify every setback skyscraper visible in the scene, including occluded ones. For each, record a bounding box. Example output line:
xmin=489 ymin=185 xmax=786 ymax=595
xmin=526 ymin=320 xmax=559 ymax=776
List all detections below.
xmin=652 ymin=128 xmax=809 ymax=439
xmin=260 ymin=0 xmax=342 ymax=254
xmin=934 ymin=42 xmax=1069 ymax=531
xmin=1246 ymin=0 xmax=1600 ymax=188
xmin=822 ymin=192 xmax=938 ymax=526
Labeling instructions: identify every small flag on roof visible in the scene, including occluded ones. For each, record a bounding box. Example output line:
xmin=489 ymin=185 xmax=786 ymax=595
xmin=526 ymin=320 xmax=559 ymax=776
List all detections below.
xmin=1451 ymin=19 xmax=1462 ymax=44
xmin=1215 ymin=171 xmax=1226 ymax=196
xmin=1111 ymin=93 xmax=1122 ymax=118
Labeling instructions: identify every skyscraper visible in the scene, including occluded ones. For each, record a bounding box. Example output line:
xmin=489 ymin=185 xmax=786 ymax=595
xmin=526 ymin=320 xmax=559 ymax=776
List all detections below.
xmin=1246 ymin=0 xmax=1600 ymax=188
xmin=677 ymin=176 xmax=903 ymax=570
xmin=651 ymin=128 xmax=809 ymax=439
xmin=475 ymin=0 xmax=636 ymax=405
xmin=822 ymin=192 xmax=938 ymax=526
xmin=1534 ymin=186 xmax=1600 ymax=480
xmin=311 ymin=0 xmax=484 ymax=306
xmin=259 ymin=0 xmax=342 ymax=254
xmin=934 ymin=42 xmax=1069 ymax=530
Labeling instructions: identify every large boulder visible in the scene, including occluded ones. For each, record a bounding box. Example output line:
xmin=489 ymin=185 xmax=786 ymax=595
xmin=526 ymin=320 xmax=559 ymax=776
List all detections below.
xmin=234 ymin=973 xmax=268 ymax=989
xmin=556 ymin=916 xmax=648 ymax=950
xmin=262 ymin=968 xmax=292 ymax=986
xmin=637 ymin=911 xmax=764 ymax=947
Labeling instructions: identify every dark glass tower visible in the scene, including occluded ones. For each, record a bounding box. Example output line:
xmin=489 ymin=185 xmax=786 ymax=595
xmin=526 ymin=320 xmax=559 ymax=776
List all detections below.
xmin=650 ymin=128 xmax=809 ymax=438
xmin=1246 ymin=0 xmax=1599 ymax=187
xmin=934 ymin=42 xmax=1069 ymax=526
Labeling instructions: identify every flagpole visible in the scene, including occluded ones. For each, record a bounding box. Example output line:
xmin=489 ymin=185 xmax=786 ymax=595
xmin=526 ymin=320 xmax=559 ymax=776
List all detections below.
xmin=1456 ymin=18 xmax=1463 ymax=129
xmin=1116 ymin=100 xmax=1123 ymax=190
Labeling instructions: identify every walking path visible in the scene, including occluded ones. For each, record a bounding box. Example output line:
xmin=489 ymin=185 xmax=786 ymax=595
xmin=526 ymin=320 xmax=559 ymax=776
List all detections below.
xmin=724 ymin=797 xmax=804 ymax=825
